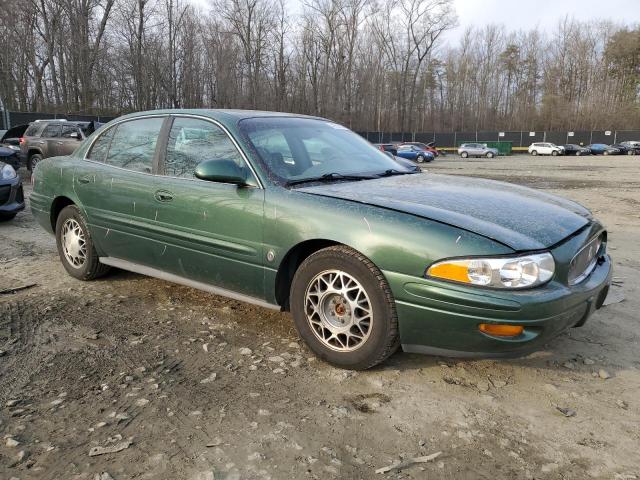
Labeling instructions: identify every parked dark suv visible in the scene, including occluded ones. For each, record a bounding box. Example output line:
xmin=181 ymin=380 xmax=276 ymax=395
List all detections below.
xmin=20 ymin=120 xmax=102 ymax=171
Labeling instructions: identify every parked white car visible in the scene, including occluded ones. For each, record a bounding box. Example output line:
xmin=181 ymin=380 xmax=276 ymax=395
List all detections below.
xmin=528 ymin=143 xmax=564 ymax=156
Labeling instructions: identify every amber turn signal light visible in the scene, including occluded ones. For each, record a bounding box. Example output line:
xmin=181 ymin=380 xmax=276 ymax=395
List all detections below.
xmin=479 ymin=323 xmax=524 ymax=337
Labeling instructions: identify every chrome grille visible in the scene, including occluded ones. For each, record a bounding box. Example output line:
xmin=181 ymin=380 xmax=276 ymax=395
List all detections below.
xmin=568 ymin=234 xmax=603 ymax=285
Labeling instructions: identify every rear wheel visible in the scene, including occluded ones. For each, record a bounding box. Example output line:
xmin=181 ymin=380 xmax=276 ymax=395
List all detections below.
xmin=531 ymin=150 xmax=538 ymax=156
xmin=486 ymin=151 xmax=494 ymax=158
xmin=55 ymin=205 xmax=110 ymax=280
xmin=416 ymin=155 xmax=425 ymax=163
xmin=28 ymin=153 xmax=43 ymax=171
xmin=576 ymin=151 xmax=581 ymax=156
xmin=627 ymin=150 xmax=633 ymax=156
xmin=460 ymin=151 xmax=468 ymax=158
xmin=290 ymin=246 xmax=399 ymax=370
xmin=603 ymin=151 xmax=609 ymax=156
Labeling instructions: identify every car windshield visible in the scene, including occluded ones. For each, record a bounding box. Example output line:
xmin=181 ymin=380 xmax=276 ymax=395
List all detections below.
xmin=239 ymin=117 xmax=411 ymax=184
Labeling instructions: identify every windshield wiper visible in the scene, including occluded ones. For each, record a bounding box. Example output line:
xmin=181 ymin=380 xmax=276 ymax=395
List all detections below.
xmin=286 ymin=172 xmax=377 ymax=186
xmin=377 ymin=169 xmax=419 ymax=177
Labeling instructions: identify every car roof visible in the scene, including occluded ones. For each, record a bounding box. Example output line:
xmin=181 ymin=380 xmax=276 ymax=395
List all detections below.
xmin=115 ymin=109 xmax=323 ymax=126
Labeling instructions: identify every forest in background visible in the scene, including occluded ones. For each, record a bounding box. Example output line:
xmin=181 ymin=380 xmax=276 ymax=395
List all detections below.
xmin=1 ymin=0 xmax=639 ymax=133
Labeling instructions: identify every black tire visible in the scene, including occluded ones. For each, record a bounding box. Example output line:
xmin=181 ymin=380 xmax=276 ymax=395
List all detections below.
xmin=290 ymin=245 xmax=399 ymax=370
xmin=55 ymin=205 xmax=110 ymax=280
xmin=551 ymin=150 xmax=558 ymax=156
xmin=0 ymin=213 xmax=17 ymax=222
xmin=416 ymin=155 xmax=425 ymax=163
xmin=28 ymin=153 xmax=43 ymax=171
xmin=460 ymin=151 xmax=468 ymax=158
xmin=531 ymin=150 xmax=538 ymax=156
xmin=486 ymin=151 xmax=494 ymax=158
xmin=576 ymin=151 xmax=581 ymax=156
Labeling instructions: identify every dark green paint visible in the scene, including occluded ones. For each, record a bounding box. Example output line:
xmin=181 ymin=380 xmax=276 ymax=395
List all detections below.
xmin=31 ymin=109 xmax=612 ymax=357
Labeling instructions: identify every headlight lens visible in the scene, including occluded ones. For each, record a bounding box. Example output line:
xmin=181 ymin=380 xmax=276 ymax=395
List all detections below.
xmin=1 ymin=164 xmax=17 ymax=180
xmin=426 ymin=252 xmax=555 ymax=289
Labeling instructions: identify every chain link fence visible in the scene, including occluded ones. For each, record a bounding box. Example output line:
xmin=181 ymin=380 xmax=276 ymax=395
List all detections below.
xmin=356 ymin=130 xmax=640 ymax=149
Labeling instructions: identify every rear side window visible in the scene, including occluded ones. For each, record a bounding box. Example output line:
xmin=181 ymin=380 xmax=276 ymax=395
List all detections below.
xmin=105 ymin=118 xmax=164 ymax=173
xmin=41 ymin=124 xmax=62 ymax=138
xmin=87 ymin=127 xmax=115 ymax=163
xmin=24 ymin=123 xmax=42 ymax=136
xmin=162 ymin=117 xmax=246 ymax=178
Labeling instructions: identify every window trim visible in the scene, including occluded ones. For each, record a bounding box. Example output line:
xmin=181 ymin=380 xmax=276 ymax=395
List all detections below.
xmin=83 ymin=113 xmax=262 ymax=188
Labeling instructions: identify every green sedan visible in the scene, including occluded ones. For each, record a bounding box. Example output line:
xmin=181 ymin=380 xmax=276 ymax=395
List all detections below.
xmin=31 ymin=110 xmax=612 ymax=369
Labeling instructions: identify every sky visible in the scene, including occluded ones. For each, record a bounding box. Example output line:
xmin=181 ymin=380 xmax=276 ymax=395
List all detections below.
xmin=190 ymin=0 xmax=640 ymax=44
xmin=450 ymin=0 xmax=640 ymax=40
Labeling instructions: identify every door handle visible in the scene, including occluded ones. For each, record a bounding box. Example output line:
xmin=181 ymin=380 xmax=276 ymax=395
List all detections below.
xmin=154 ymin=190 xmax=173 ymax=202
xmin=56 ymin=141 xmax=64 ymax=145
xmin=77 ymin=175 xmax=92 ymax=184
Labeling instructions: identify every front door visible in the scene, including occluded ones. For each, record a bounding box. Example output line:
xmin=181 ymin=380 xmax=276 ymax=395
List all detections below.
xmin=149 ymin=116 xmax=266 ymax=299
xmin=39 ymin=123 xmax=62 ymax=158
xmin=74 ymin=116 xmax=167 ymax=266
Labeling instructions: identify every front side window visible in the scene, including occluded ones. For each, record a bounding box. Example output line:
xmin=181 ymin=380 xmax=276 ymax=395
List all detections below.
xmin=104 ymin=117 xmax=164 ymax=173
xmin=240 ymin=118 xmax=406 ymax=184
xmin=163 ymin=117 xmax=247 ymax=178
xmin=41 ymin=124 xmax=61 ymax=138
xmin=61 ymin=125 xmax=81 ymax=138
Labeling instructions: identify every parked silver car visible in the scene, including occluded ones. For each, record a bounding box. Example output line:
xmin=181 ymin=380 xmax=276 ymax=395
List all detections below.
xmin=458 ymin=143 xmax=499 ymax=158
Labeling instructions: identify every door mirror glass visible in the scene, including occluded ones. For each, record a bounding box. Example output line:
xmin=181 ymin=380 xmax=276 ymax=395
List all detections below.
xmin=194 ymin=159 xmax=249 ymax=185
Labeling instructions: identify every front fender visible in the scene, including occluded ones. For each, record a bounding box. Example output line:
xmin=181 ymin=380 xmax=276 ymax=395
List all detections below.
xmin=264 ymin=187 xmax=513 ymax=303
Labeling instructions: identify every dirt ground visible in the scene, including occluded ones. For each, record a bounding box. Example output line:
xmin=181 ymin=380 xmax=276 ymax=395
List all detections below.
xmin=1 ymin=154 xmax=639 ymax=480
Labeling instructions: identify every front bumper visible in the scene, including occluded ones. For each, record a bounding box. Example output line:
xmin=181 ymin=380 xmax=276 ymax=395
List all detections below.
xmin=386 ymin=253 xmax=612 ymax=358
xmin=0 ymin=176 xmax=25 ymax=215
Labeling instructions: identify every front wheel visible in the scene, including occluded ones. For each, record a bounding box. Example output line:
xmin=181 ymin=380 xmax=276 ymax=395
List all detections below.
xmin=290 ymin=246 xmax=399 ymax=370
xmin=416 ymin=155 xmax=425 ymax=163
xmin=603 ymin=151 xmax=609 ymax=155
xmin=460 ymin=151 xmax=468 ymax=158
xmin=486 ymin=151 xmax=494 ymax=158
xmin=576 ymin=151 xmax=581 ymax=156
xmin=627 ymin=150 xmax=633 ymax=156
xmin=55 ymin=205 xmax=111 ymax=280
xmin=552 ymin=150 xmax=558 ymax=156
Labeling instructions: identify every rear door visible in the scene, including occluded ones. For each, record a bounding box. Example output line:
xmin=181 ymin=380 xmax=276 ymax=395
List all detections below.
xmin=150 ymin=116 xmax=266 ymax=298
xmin=56 ymin=125 xmax=84 ymax=156
xmin=74 ymin=116 xmax=167 ymax=265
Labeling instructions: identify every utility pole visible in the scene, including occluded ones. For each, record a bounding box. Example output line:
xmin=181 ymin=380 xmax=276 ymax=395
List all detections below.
xmin=0 ymin=96 xmax=9 ymax=130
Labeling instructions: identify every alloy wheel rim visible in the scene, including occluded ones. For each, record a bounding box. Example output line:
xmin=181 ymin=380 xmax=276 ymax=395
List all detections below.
xmin=61 ymin=218 xmax=87 ymax=268
xmin=304 ymin=269 xmax=373 ymax=352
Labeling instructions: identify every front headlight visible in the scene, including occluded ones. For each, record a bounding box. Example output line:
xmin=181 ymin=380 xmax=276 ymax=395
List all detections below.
xmin=1 ymin=164 xmax=17 ymax=180
xmin=426 ymin=252 xmax=555 ymax=289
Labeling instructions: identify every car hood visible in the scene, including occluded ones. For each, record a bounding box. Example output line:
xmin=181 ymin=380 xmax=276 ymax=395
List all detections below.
xmin=0 ymin=146 xmax=17 ymax=158
xmin=297 ymin=173 xmax=592 ymax=251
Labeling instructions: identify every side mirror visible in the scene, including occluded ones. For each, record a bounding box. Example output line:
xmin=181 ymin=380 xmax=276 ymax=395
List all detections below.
xmin=70 ymin=131 xmax=80 ymax=139
xmin=195 ymin=159 xmax=253 ymax=186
